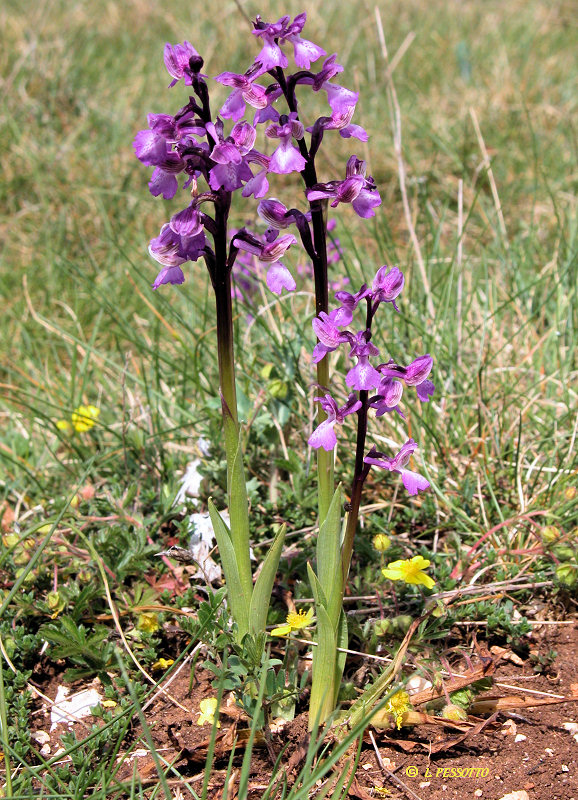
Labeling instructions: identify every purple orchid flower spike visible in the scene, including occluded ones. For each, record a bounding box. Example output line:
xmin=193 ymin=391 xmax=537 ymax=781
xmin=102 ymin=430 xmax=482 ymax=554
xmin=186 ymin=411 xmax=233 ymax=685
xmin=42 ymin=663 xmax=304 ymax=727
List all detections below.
xmin=345 ymin=331 xmax=382 ymax=391
xmin=207 ymin=120 xmax=257 ymax=192
xmin=364 ymin=440 xmax=430 ymax=495
xmin=379 ymin=355 xmax=435 ymax=402
xmin=311 ymin=310 xmax=349 ymax=363
xmin=370 ymin=377 xmax=405 ymax=418
xmin=265 ymin=113 xmax=307 ymax=174
xmin=232 ymin=230 xmax=297 ymax=294
xmin=149 ymin=223 xmax=206 ymax=289
xmin=164 ymin=41 xmax=202 ymax=87
xmin=215 ymin=66 xmax=269 ymax=121
xmin=258 ymin=198 xmax=302 ymax=229
xmin=308 ymin=393 xmax=361 ymax=451
xmin=332 ymin=284 xmax=370 ymax=326
xmin=307 ymin=155 xmax=381 ymax=218
xmin=252 ymin=13 xmax=326 ymax=72
xmin=371 ymin=266 xmax=404 ymax=310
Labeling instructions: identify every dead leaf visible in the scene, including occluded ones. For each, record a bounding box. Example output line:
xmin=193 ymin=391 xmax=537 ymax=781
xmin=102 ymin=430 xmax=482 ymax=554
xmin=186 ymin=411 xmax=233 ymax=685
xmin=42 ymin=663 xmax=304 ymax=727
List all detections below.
xmin=470 ymin=693 xmax=578 ymax=714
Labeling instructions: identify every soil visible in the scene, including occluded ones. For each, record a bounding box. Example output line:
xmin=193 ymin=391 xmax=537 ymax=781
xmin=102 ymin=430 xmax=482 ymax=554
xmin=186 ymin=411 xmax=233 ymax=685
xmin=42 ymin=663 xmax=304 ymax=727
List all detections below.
xmin=30 ymin=624 xmax=578 ymax=799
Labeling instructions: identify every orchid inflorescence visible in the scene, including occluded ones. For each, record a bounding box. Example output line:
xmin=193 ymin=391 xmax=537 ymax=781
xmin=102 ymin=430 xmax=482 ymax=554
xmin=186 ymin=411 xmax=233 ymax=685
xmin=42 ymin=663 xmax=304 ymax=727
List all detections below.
xmin=133 ymin=13 xmax=373 ymax=298
xmin=308 ymin=265 xmax=434 ymax=495
xmin=133 ymin=11 xmax=436 ymax=727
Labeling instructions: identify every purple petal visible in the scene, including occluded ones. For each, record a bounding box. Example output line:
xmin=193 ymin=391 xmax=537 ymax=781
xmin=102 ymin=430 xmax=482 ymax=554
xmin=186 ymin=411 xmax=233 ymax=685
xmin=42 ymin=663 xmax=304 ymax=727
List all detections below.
xmin=416 ymin=379 xmax=435 ymax=402
xmin=345 ymin=360 xmax=382 ymax=391
xmin=352 ymin=189 xmax=381 ymax=218
xmin=133 ymin=130 xmax=167 ymax=166
xmin=324 ymin=83 xmax=358 ymax=115
xmin=268 ymin=141 xmax=307 ymax=174
xmin=169 ymin=205 xmax=203 ymax=237
xmin=149 ymin=168 xmax=178 ymax=199
xmin=308 ymin=419 xmax=337 ymax=451
xmin=241 ymin=169 xmax=269 ymax=198
xmin=266 ymin=263 xmax=296 ymax=294
xmin=152 ymin=265 xmax=185 ymax=289
xmin=292 ymin=37 xmax=326 ymax=69
xmin=219 ymin=89 xmax=246 ymax=121
xmin=340 ymin=124 xmax=369 ymax=142
xmin=399 ymin=469 xmax=430 ymax=496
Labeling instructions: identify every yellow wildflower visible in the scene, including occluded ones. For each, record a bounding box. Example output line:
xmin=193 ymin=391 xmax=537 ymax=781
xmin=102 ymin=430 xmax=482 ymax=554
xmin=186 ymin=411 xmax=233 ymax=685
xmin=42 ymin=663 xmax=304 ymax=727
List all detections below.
xmin=101 ymin=700 xmax=117 ymax=708
xmin=71 ymin=405 xmax=100 ymax=433
xmin=137 ymin=612 xmax=160 ymax=633
xmin=271 ymin=607 xmax=315 ymax=636
xmin=152 ymin=658 xmax=175 ymax=672
xmin=382 ymin=555 xmax=435 ymax=589
xmin=197 ymin=697 xmax=220 ymax=727
xmin=56 ymin=419 xmax=72 ymax=433
xmin=387 ymin=690 xmax=412 ymax=730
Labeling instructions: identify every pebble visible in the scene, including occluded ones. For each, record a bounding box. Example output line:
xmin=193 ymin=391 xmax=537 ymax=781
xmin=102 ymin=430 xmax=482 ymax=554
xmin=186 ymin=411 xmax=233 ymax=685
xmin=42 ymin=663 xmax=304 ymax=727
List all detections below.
xmin=474 ymin=790 xmax=483 ymax=797
xmin=514 ymin=733 xmax=527 ymax=742
xmin=561 ymin=765 xmax=570 ymax=772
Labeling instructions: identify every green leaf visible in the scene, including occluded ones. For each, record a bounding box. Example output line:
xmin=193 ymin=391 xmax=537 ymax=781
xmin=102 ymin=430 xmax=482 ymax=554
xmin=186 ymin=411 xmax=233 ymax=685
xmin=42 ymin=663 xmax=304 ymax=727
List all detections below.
xmin=334 ymin=610 xmax=348 ymax=705
xmin=317 ymin=485 xmax=342 ymax=591
xmin=208 ymin=498 xmax=250 ymax=637
xmin=307 ymin=562 xmax=328 ymax=610
xmin=225 ymin=428 xmax=253 ymax=600
xmin=308 ymin=604 xmax=337 ymax=729
xmin=249 ymin=524 xmax=286 ymax=635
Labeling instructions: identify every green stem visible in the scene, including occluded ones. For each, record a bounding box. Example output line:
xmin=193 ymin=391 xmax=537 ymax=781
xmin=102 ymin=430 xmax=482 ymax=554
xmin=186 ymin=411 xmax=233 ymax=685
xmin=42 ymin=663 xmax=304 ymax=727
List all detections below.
xmin=213 ymin=198 xmax=253 ymax=607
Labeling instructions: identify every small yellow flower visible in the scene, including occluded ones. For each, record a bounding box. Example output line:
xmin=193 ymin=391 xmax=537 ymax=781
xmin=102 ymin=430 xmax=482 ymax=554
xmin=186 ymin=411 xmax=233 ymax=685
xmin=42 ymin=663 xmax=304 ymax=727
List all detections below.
xmin=152 ymin=658 xmax=174 ymax=672
xmin=271 ymin=607 xmax=315 ymax=636
xmin=197 ymin=697 xmax=220 ymax=727
xmin=373 ymin=534 xmax=391 ymax=552
xmin=137 ymin=612 xmax=160 ymax=634
xmin=101 ymin=699 xmax=117 ymax=708
xmin=382 ymin=555 xmax=435 ymax=589
xmin=71 ymin=405 xmax=100 ymax=433
xmin=56 ymin=419 xmax=72 ymax=433
xmin=387 ymin=690 xmax=412 ymax=730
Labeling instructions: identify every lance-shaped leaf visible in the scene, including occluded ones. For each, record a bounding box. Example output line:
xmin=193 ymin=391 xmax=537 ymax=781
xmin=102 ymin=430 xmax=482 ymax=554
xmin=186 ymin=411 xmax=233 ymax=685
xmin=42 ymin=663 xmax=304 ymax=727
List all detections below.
xmin=223 ymin=422 xmax=253 ymax=601
xmin=334 ymin=609 xmax=348 ymax=705
xmin=208 ymin=498 xmax=250 ymax=637
xmin=307 ymin=562 xmax=328 ymax=610
xmin=308 ymin=603 xmax=337 ymax=730
xmin=317 ymin=485 xmax=343 ymax=628
xmin=249 ymin=524 xmax=286 ymax=635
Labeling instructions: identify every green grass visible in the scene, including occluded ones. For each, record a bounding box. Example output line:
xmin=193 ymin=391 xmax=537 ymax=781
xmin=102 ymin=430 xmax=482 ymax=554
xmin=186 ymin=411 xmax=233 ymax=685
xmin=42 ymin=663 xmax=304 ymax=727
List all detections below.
xmin=1 ymin=0 xmax=577 ymax=796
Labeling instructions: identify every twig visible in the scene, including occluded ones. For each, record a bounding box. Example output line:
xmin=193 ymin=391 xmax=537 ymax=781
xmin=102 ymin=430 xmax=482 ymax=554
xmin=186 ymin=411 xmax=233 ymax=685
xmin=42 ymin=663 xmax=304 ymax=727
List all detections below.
xmin=369 ymin=729 xmax=424 ymax=800
xmin=374 ymin=8 xmax=435 ymax=319
xmin=469 ymin=107 xmax=509 ymax=247
xmin=456 ymin=178 xmax=464 ymax=367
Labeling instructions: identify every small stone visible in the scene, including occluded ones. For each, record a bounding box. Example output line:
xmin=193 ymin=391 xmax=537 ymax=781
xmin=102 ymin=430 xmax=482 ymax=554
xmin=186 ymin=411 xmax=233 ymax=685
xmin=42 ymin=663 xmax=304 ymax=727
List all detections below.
xmin=545 ymin=748 xmax=555 ymax=756
xmin=561 ymin=765 xmax=569 ymax=773
xmin=419 ymin=782 xmax=431 ymax=789
xmin=496 ymin=792 xmax=529 ymax=800
xmin=361 ymin=763 xmax=372 ymax=771
xmin=32 ymin=730 xmax=50 ymax=745
xmin=40 ymin=743 xmax=51 ymax=756
xmin=474 ymin=791 xmax=483 ymax=797
xmin=514 ymin=734 xmax=527 ymax=742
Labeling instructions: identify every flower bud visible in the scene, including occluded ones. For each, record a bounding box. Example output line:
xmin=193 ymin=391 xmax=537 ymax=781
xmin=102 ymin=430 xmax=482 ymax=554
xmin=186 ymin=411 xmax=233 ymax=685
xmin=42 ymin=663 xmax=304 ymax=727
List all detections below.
xmin=541 ymin=525 xmax=560 ymax=544
xmin=372 ymin=533 xmax=391 ymax=552
xmin=440 ymin=704 xmax=468 ymax=722
xmin=552 ymin=544 xmax=575 ymax=561
xmin=556 ymin=563 xmax=577 ymax=587
xmin=564 ymin=486 xmax=577 ymax=501
xmin=373 ymin=619 xmax=392 ymax=636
